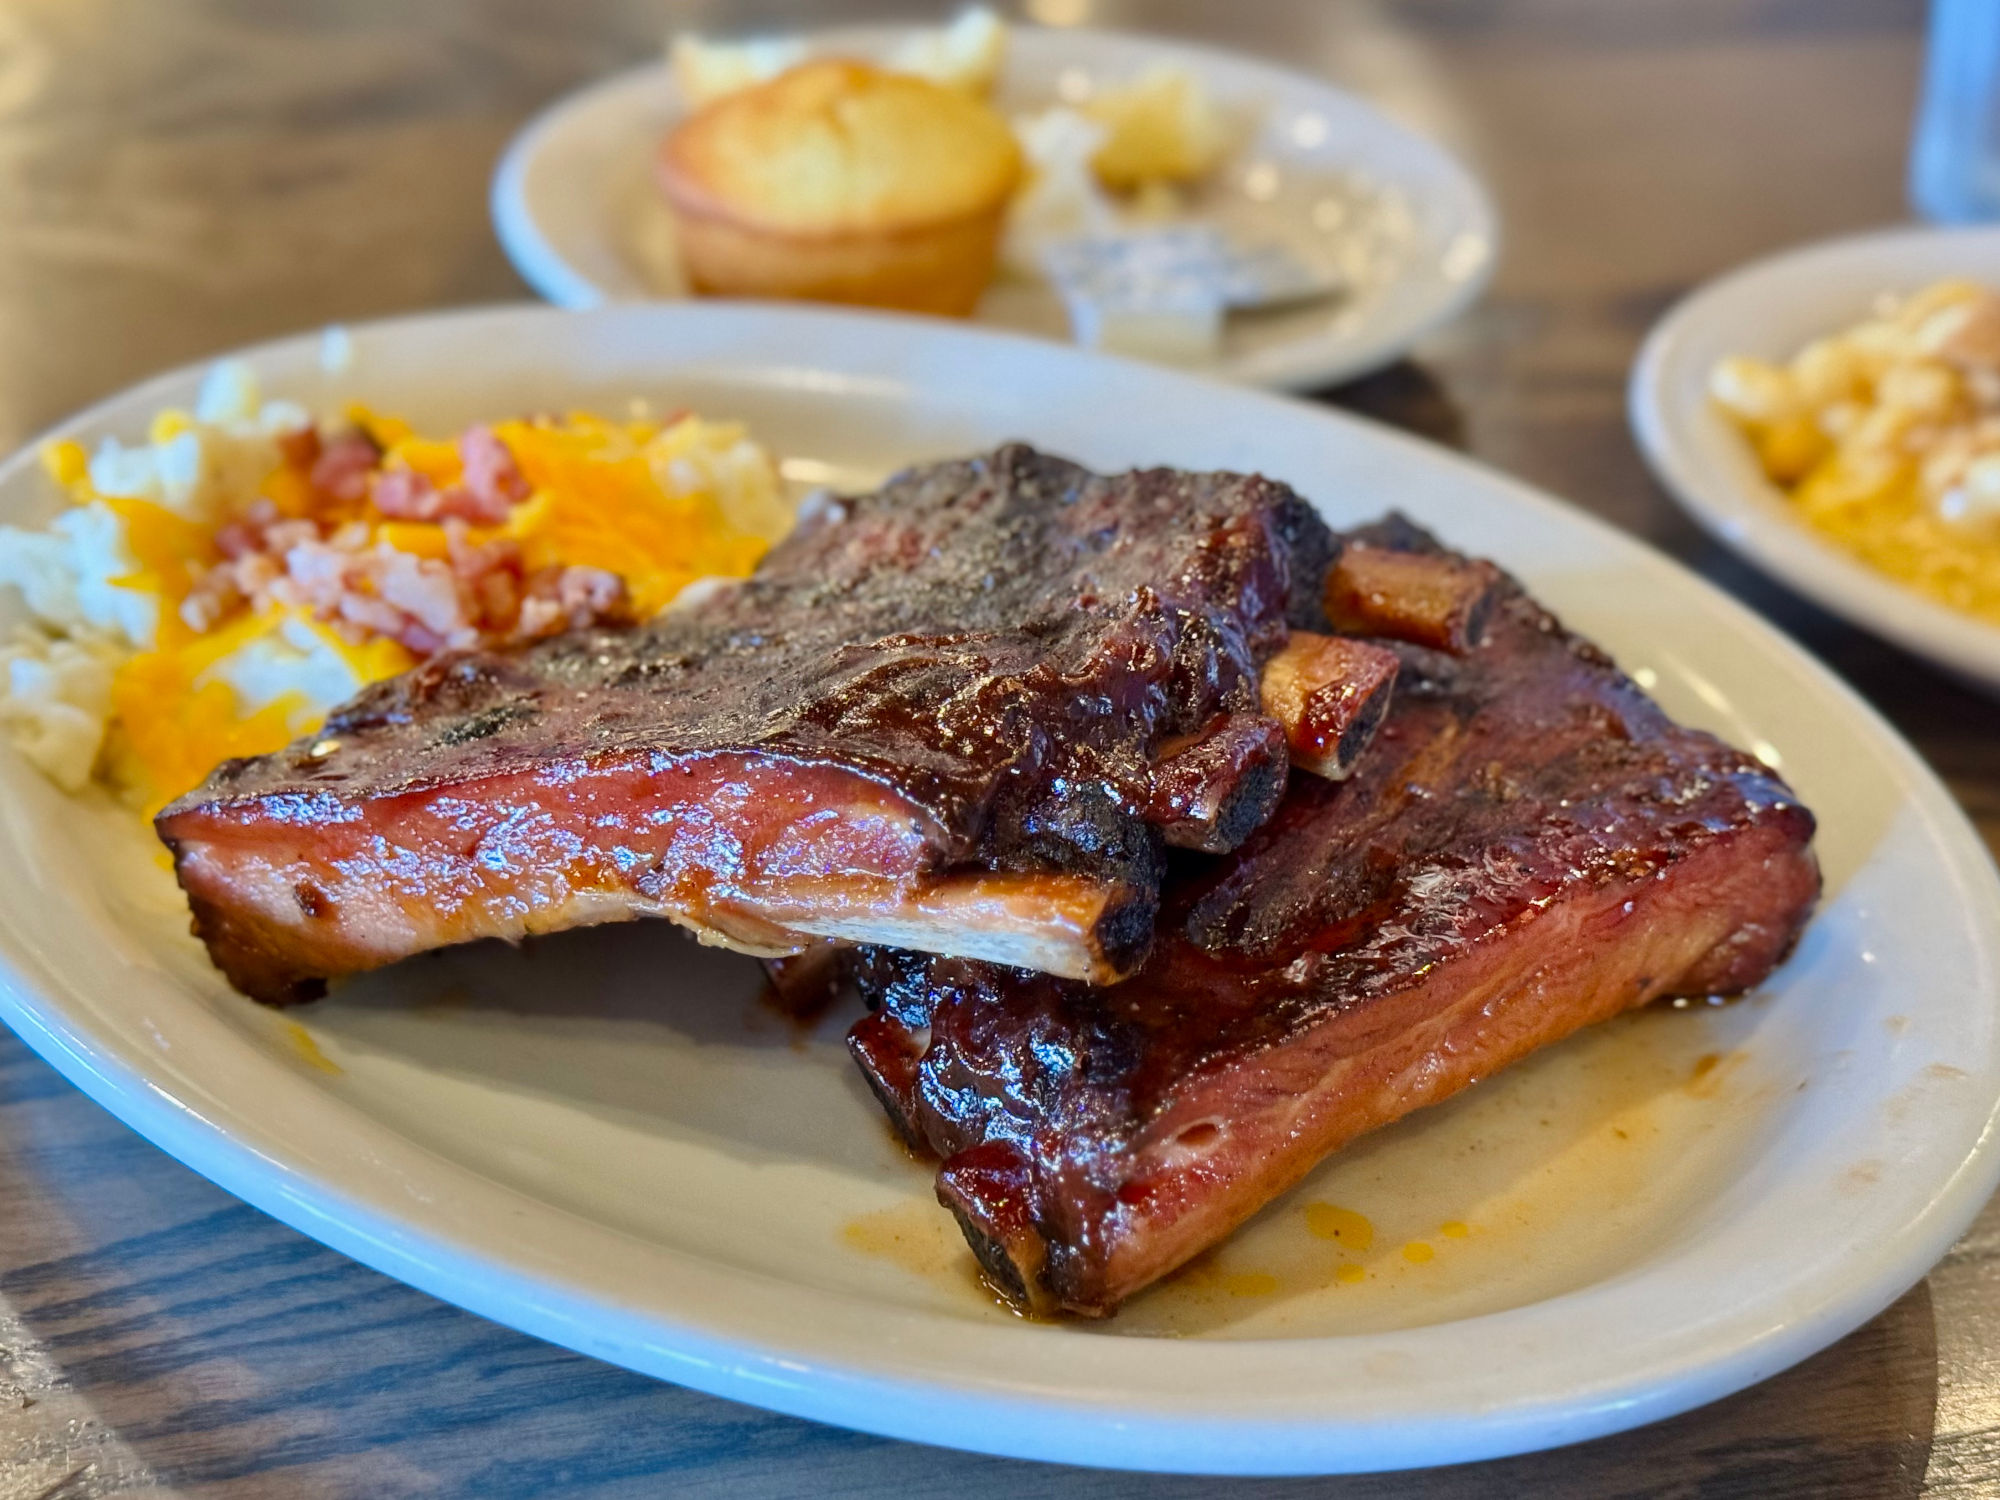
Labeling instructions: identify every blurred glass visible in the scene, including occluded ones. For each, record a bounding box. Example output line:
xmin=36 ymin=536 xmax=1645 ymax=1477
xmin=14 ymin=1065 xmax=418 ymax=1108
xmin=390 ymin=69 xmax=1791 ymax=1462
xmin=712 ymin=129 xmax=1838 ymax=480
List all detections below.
xmin=1911 ymin=0 xmax=2000 ymax=221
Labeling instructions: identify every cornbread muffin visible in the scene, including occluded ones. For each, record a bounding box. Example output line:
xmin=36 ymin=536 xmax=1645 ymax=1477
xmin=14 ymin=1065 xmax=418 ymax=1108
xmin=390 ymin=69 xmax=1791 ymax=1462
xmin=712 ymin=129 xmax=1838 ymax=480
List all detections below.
xmin=657 ymin=59 xmax=1023 ymax=316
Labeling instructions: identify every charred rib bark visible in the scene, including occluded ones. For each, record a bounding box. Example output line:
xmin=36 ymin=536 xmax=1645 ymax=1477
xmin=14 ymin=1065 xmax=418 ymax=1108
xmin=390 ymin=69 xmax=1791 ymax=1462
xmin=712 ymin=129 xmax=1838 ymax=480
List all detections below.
xmin=159 ymin=446 xmax=1333 ymax=1001
xmin=1146 ymin=715 xmax=1289 ymax=853
xmin=848 ymin=526 xmax=1820 ymax=1316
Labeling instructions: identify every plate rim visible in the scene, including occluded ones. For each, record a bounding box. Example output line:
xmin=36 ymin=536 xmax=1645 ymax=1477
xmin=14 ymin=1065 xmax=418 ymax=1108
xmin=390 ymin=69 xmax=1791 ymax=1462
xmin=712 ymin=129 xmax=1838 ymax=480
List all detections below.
xmin=2 ymin=300 xmax=1998 ymax=1476
xmin=1629 ymin=219 xmax=2000 ymax=692
xmin=488 ymin=21 xmax=1500 ymax=393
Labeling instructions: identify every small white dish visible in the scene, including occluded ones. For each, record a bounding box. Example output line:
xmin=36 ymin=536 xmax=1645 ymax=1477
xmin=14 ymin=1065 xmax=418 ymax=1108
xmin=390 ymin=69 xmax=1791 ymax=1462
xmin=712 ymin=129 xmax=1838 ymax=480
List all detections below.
xmin=1630 ymin=222 xmax=2000 ymax=692
xmin=1 ymin=303 xmax=1998 ymax=1475
xmin=489 ymin=24 xmax=1497 ymax=391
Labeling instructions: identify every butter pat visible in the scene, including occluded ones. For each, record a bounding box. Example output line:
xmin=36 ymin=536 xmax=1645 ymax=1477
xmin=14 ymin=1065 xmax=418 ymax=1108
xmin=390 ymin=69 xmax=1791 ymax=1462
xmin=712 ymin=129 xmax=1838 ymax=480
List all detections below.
xmin=1040 ymin=227 xmax=1338 ymax=362
xmin=1060 ymin=280 xmax=1223 ymax=363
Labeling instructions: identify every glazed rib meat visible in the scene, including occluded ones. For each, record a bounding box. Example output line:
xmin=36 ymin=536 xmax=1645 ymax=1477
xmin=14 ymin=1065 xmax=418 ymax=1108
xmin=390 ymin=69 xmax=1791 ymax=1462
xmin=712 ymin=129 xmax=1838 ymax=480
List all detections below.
xmin=848 ymin=521 xmax=1821 ymax=1316
xmin=158 ymin=445 xmax=1344 ymax=1003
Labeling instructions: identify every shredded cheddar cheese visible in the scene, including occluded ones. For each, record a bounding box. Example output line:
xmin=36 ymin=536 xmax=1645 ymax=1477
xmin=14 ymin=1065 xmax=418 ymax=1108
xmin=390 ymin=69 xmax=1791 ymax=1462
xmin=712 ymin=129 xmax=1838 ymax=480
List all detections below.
xmin=0 ymin=363 xmax=792 ymax=815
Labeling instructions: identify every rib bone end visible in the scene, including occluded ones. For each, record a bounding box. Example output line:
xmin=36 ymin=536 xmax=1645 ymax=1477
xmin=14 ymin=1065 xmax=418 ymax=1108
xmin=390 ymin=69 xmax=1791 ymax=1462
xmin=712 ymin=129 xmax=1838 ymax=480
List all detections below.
xmin=936 ymin=1141 xmax=1062 ymax=1317
xmin=1325 ymin=543 xmax=1502 ymax=653
xmin=1259 ymin=633 xmax=1399 ymax=780
xmin=1147 ymin=715 xmax=1289 ymax=853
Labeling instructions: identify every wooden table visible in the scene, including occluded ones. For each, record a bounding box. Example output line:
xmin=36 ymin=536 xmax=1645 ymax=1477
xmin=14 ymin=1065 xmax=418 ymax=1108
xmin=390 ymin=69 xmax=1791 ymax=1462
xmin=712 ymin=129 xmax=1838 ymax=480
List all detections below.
xmin=0 ymin=1 xmax=1991 ymax=1493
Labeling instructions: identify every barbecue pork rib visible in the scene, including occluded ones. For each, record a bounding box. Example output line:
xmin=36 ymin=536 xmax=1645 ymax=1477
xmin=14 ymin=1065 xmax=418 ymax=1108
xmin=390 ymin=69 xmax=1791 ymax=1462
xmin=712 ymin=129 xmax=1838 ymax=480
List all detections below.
xmin=157 ymin=445 xmax=1341 ymax=1004
xmin=847 ymin=521 xmax=1821 ymax=1317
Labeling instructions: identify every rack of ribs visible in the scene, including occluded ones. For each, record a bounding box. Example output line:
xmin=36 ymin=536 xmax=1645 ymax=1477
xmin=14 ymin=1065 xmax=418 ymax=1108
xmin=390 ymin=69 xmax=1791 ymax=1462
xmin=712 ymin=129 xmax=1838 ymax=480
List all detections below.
xmin=847 ymin=521 xmax=1821 ymax=1317
xmin=158 ymin=444 xmax=1387 ymax=1004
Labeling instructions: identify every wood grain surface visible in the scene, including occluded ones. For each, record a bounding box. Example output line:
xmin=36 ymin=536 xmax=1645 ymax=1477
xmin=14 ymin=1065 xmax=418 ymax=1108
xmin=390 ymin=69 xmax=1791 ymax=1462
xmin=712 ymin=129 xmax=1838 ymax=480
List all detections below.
xmin=2 ymin=1 xmax=1995 ymax=1494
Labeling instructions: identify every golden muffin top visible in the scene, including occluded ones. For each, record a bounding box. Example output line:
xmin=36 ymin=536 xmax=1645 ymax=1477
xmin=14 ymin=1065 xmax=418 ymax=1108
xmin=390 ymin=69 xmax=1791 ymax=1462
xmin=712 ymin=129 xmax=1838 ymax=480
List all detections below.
xmin=659 ymin=59 xmax=1023 ymax=237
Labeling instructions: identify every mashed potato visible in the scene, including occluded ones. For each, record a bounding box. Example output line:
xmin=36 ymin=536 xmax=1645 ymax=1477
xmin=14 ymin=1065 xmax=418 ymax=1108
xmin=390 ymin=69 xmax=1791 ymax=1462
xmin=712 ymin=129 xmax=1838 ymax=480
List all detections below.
xmin=0 ymin=631 xmax=116 ymax=792
xmin=0 ymin=359 xmax=791 ymax=814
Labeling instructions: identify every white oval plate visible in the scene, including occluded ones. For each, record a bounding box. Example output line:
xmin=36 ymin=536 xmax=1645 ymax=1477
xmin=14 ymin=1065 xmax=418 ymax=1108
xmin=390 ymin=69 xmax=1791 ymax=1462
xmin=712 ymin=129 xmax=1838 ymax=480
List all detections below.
xmin=2 ymin=304 xmax=1997 ymax=1476
xmin=490 ymin=24 xmax=1496 ymax=391
xmin=1630 ymin=222 xmax=2000 ymax=693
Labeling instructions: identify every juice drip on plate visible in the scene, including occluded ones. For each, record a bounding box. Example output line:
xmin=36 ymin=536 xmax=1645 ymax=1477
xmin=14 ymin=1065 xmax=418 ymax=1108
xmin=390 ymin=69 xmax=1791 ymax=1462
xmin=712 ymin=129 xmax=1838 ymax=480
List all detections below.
xmin=836 ymin=1001 xmax=1775 ymax=1339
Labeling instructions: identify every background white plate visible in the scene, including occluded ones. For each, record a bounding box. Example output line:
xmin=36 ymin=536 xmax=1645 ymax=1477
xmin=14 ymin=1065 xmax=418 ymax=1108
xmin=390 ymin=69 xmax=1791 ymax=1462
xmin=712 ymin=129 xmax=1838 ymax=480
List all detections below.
xmin=1630 ymin=222 xmax=2000 ymax=693
xmin=1 ymin=304 xmax=1997 ymax=1476
xmin=490 ymin=24 xmax=1497 ymax=392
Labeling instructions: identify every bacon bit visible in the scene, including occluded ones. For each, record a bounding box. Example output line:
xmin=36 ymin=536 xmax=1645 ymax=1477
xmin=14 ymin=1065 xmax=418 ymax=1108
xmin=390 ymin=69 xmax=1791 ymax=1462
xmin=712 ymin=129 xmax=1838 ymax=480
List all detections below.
xmin=436 ymin=487 xmax=512 ymax=525
xmin=369 ymin=466 xmax=439 ymax=519
xmin=557 ymin=564 xmax=627 ymax=620
xmin=277 ymin=426 xmax=322 ymax=470
xmin=370 ymin=465 xmax=513 ymax=526
xmin=336 ymin=588 xmax=425 ymax=649
xmin=475 ymin=568 xmax=519 ymax=627
xmin=372 ymin=549 xmax=469 ymax=639
xmin=174 ymin=418 xmax=644 ymax=658
xmin=516 ymin=596 xmax=562 ymax=639
xmin=179 ymin=564 xmax=240 ymax=633
xmin=263 ymin=519 xmax=319 ymax=554
xmin=310 ymin=432 xmax=379 ymax=506
xmin=518 ymin=566 xmax=630 ymax=639
xmin=213 ymin=520 xmax=262 ymax=561
xmin=458 ymin=424 xmax=531 ymax=509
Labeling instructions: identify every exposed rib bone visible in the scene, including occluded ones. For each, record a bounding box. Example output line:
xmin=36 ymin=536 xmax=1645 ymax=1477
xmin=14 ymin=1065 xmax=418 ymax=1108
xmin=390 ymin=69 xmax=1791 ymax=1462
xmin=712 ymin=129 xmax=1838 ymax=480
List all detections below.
xmin=162 ymin=752 xmax=1149 ymax=1002
xmin=1258 ymin=633 xmax=1399 ymax=780
xmin=783 ymin=871 xmax=1146 ymax=985
xmin=1324 ymin=543 xmax=1501 ymax=653
xmin=1146 ymin=715 xmax=1288 ymax=853
xmin=936 ymin=1140 xmax=1054 ymax=1311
